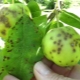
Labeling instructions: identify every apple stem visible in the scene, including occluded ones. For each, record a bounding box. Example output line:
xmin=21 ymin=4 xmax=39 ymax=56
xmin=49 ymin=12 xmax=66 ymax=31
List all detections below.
xmin=56 ymin=10 xmax=59 ymax=28
xmin=55 ymin=0 xmax=63 ymax=28
xmin=47 ymin=0 xmax=63 ymax=26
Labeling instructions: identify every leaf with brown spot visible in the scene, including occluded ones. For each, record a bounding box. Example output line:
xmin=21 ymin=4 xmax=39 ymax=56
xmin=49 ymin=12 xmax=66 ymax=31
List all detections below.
xmin=0 ymin=51 xmax=8 ymax=80
xmin=2 ymin=13 xmax=43 ymax=80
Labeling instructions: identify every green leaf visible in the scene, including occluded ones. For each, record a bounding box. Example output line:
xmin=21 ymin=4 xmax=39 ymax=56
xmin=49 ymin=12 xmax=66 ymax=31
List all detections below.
xmin=3 ymin=0 xmax=22 ymax=3
xmin=27 ymin=1 xmax=41 ymax=18
xmin=59 ymin=10 xmax=80 ymax=29
xmin=2 ymin=13 xmax=43 ymax=80
xmin=45 ymin=20 xmax=64 ymax=33
xmin=33 ymin=15 xmax=47 ymax=26
xmin=33 ymin=15 xmax=47 ymax=36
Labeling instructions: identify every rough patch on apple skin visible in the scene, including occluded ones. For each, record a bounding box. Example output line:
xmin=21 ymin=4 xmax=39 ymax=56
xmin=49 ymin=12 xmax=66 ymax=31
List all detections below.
xmin=42 ymin=26 xmax=80 ymax=67
xmin=2 ymin=13 xmax=43 ymax=80
xmin=0 ymin=3 xmax=30 ymax=39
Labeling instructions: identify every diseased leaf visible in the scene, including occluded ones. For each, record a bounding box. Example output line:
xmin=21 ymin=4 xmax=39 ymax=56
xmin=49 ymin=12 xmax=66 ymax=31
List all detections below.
xmin=0 ymin=50 xmax=8 ymax=80
xmin=59 ymin=10 xmax=80 ymax=29
xmin=2 ymin=13 xmax=43 ymax=80
xmin=0 ymin=39 xmax=8 ymax=80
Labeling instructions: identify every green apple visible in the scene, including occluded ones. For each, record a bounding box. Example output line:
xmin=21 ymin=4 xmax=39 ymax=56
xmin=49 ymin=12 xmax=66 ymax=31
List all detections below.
xmin=42 ymin=26 xmax=80 ymax=67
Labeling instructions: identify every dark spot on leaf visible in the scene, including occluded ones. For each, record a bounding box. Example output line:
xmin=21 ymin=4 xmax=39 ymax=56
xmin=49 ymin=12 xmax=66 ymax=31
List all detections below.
xmin=73 ymin=48 xmax=76 ymax=52
xmin=6 ymin=65 xmax=8 ymax=67
xmin=51 ymin=56 xmax=54 ymax=58
xmin=5 ymin=22 xmax=11 ymax=28
xmin=58 ymin=39 xmax=62 ymax=42
xmin=11 ymin=33 xmax=13 ymax=35
xmin=16 ymin=38 xmax=20 ymax=43
xmin=11 ymin=44 xmax=14 ymax=47
xmin=50 ymin=52 xmax=52 ymax=54
xmin=18 ymin=16 xmax=23 ymax=22
xmin=2 ymin=69 xmax=4 ymax=71
xmin=7 ymin=57 xmax=10 ymax=60
xmin=30 ymin=71 xmax=33 ymax=74
xmin=50 ymin=37 xmax=53 ymax=40
xmin=57 ymin=51 xmax=60 ymax=54
xmin=53 ymin=41 xmax=57 ymax=44
xmin=7 ymin=46 xmax=9 ymax=48
xmin=12 ymin=26 xmax=15 ymax=30
xmin=69 ymin=34 xmax=73 ymax=38
xmin=58 ymin=48 xmax=61 ymax=52
xmin=64 ymin=37 xmax=67 ymax=40
xmin=21 ymin=22 xmax=24 ymax=24
xmin=18 ymin=12 xmax=21 ymax=14
xmin=9 ymin=40 xmax=14 ymax=44
xmin=0 ymin=15 xmax=11 ymax=28
xmin=57 ymin=48 xmax=61 ymax=54
xmin=7 ymin=49 xmax=12 ymax=52
xmin=1 ymin=30 xmax=6 ymax=35
xmin=1 ymin=67 xmax=4 ymax=69
xmin=0 ymin=15 xmax=8 ymax=23
xmin=66 ymin=63 xmax=68 ymax=65
xmin=75 ymin=41 xmax=78 ymax=46
xmin=15 ymin=28 xmax=18 ymax=30
xmin=16 ymin=18 xmax=22 ymax=25
xmin=60 ymin=44 xmax=63 ymax=47
xmin=4 ymin=56 xmax=10 ymax=60
xmin=7 ymin=9 xmax=18 ymax=17
xmin=66 ymin=32 xmax=69 ymax=35
xmin=57 ymin=34 xmax=61 ymax=37
xmin=4 ymin=56 xmax=7 ymax=58
xmin=59 ymin=61 xmax=62 ymax=63
xmin=3 ymin=59 xmax=5 ymax=61
xmin=52 ymin=49 xmax=56 ymax=52
xmin=61 ymin=30 xmax=65 ymax=34
xmin=0 ymin=72 xmax=2 ymax=75
xmin=57 ymin=42 xmax=60 ymax=45
xmin=71 ymin=60 xmax=74 ymax=62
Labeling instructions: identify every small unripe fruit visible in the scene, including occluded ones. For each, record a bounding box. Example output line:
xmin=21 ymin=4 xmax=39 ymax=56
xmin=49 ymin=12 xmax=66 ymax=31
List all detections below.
xmin=42 ymin=26 xmax=80 ymax=67
xmin=0 ymin=3 xmax=30 ymax=39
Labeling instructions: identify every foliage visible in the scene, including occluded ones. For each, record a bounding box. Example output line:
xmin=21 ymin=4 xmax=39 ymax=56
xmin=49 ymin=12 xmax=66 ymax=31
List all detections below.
xmin=62 ymin=0 xmax=71 ymax=9
xmin=25 ymin=0 xmax=55 ymax=9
